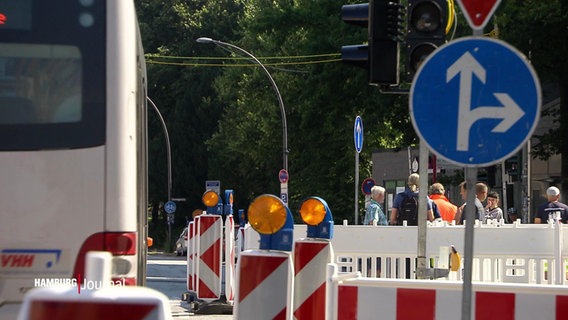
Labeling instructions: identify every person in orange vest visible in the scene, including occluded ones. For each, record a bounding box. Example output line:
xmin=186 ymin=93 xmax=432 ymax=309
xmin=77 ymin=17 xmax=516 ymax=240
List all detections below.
xmin=429 ymin=182 xmax=458 ymax=222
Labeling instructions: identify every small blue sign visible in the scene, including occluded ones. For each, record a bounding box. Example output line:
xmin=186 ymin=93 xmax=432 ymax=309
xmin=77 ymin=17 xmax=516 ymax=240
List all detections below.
xmin=164 ymin=200 xmax=176 ymax=214
xmin=354 ymin=116 xmax=364 ymax=153
xmin=410 ymin=37 xmax=541 ymax=166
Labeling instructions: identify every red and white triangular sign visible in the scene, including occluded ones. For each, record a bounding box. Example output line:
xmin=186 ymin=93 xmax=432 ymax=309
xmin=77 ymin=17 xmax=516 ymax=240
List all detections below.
xmin=456 ymin=0 xmax=502 ymax=30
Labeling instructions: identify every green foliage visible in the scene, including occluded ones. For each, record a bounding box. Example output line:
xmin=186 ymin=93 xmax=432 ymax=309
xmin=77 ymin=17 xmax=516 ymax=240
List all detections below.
xmin=136 ymin=0 xmax=567 ymax=227
xmin=205 ymin=0 xmax=416 ymax=222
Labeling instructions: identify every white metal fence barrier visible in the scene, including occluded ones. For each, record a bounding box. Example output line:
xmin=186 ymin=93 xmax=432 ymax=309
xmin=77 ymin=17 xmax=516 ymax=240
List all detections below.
xmin=244 ymin=220 xmax=568 ymax=285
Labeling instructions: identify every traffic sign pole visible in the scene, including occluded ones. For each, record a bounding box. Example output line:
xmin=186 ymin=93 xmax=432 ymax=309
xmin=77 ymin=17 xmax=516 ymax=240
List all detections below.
xmin=353 ymin=116 xmax=363 ymax=225
xmin=462 ymin=167 xmax=477 ymax=320
xmin=354 ymin=152 xmax=359 ymax=225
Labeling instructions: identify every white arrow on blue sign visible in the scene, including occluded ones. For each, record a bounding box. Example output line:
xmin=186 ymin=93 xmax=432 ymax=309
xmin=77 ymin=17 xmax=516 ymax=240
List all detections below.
xmin=410 ymin=37 xmax=541 ymax=167
xmin=354 ymin=116 xmax=364 ymax=154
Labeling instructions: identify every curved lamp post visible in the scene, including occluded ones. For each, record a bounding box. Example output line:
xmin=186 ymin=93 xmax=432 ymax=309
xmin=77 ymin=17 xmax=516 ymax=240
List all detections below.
xmin=196 ymin=37 xmax=289 ymax=182
xmin=147 ymin=97 xmax=172 ymax=202
xmin=147 ymin=96 xmax=174 ymax=252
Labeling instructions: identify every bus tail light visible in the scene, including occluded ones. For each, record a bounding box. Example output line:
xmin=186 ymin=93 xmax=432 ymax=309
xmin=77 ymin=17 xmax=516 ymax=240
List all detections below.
xmin=73 ymin=232 xmax=137 ymax=285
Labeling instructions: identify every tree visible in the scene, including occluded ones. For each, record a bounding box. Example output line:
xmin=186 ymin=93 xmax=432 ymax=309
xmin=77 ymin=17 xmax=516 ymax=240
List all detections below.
xmin=497 ymin=0 xmax=568 ymax=190
xmin=205 ymin=0 xmax=414 ymax=222
xmin=136 ymin=0 xmax=243 ymax=245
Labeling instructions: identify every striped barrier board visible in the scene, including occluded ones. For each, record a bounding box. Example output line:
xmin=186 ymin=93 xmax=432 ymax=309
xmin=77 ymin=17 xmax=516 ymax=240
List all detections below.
xmin=186 ymin=221 xmax=195 ymax=291
xmin=293 ymin=239 xmax=334 ymax=320
xmin=195 ymin=215 xmax=222 ymax=301
xmin=327 ymin=264 xmax=568 ymax=320
xmin=18 ymin=251 xmax=171 ymax=320
xmin=234 ymin=250 xmax=293 ymax=320
xmin=18 ymin=286 xmax=171 ymax=320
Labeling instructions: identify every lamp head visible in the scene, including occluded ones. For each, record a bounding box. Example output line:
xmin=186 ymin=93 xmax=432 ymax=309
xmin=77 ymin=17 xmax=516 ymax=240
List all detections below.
xmin=196 ymin=37 xmax=214 ymax=44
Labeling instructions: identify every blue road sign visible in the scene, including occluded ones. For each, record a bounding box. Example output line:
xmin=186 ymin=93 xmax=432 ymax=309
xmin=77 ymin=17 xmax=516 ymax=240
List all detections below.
xmin=164 ymin=200 xmax=176 ymax=214
xmin=410 ymin=37 xmax=541 ymax=166
xmin=354 ymin=116 xmax=364 ymax=153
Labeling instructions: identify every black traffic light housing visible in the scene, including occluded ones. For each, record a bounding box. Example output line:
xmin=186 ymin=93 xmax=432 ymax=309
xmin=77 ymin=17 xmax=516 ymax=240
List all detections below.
xmin=504 ymin=153 xmax=520 ymax=182
xmin=405 ymin=0 xmax=448 ymax=81
xmin=341 ymin=0 xmax=403 ymax=86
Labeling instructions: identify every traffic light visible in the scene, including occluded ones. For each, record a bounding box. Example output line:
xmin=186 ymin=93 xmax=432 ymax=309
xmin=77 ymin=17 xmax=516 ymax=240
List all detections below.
xmin=504 ymin=153 xmax=520 ymax=182
xmin=341 ymin=0 xmax=403 ymax=86
xmin=405 ymin=0 xmax=449 ymax=81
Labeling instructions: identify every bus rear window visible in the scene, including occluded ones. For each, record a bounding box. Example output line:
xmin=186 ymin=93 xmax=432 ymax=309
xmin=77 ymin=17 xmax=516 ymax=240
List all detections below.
xmin=0 ymin=43 xmax=82 ymax=124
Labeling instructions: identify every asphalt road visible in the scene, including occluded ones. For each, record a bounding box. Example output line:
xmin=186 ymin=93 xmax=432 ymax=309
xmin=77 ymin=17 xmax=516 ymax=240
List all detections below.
xmin=146 ymin=253 xmax=233 ymax=319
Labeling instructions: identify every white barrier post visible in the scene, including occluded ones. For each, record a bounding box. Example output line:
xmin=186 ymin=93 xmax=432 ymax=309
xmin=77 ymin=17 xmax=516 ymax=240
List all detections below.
xmin=18 ymin=251 xmax=172 ymax=320
xmin=554 ymin=221 xmax=563 ymax=285
xmin=224 ymin=214 xmax=235 ymax=302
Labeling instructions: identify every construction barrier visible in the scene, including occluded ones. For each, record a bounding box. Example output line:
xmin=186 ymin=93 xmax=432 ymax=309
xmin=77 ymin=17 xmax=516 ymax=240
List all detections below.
xmin=293 ymin=239 xmax=334 ymax=320
xmin=326 ymin=263 xmax=568 ymax=320
xmin=224 ymin=214 xmax=235 ymax=302
xmin=186 ymin=221 xmax=195 ymax=291
xmin=195 ymin=214 xmax=222 ymax=301
xmin=18 ymin=251 xmax=171 ymax=320
xmin=234 ymin=250 xmax=293 ymax=320
xmin=245 ymin=222 xmax=568 ymax=285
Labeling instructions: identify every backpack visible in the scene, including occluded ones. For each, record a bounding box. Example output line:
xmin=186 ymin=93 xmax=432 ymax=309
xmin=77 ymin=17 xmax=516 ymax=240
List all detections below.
xmin=397 ymin=193 xmax=418 ymax=225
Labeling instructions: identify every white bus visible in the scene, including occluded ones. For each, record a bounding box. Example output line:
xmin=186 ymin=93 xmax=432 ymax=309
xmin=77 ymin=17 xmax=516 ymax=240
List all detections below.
xmin=0 ymin=0 xmax=148 ymax=317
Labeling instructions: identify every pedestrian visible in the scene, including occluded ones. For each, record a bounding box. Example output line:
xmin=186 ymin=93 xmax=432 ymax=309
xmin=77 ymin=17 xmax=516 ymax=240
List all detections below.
xmin=534 ymin=186 xmax=568 ymax=224
xmin=389 ymin=173 xmax=434 ymax=225
xmin=363 ymin=185 xmax=387 ymax=225
xmin=484 ymin=191 xmax=504 ymax=221
xmin=454 ymin=181 xmax=488 ymax=224
xmin=429 ymin=182 xmax=458 ymax=222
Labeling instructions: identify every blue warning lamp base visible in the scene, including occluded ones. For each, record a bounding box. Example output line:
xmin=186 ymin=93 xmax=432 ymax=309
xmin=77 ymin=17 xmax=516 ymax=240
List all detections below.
xmin=259 ymin=206 xmax=294 ymax=252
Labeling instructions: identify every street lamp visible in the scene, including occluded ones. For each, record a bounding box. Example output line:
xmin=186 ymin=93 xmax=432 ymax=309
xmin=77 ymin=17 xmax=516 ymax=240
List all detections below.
xmin=147 ymin=97 xmax=172 ymax=201
xmin=147 ymin=96 xmax=173 ymax=251
xmin=196 ymin=37 xmax=289 ymax=202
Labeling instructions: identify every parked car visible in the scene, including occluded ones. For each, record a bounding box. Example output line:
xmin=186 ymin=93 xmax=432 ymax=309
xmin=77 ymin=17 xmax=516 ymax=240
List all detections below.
xmin=175 ymin=227 xmax=188 ymax=256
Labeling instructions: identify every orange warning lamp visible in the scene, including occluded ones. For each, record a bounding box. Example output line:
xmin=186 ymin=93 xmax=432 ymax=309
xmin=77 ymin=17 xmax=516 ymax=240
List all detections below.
xmin=298 ymin=197 xmax=334 ymax=239
xmin=202 ymin=190 xmax=219 ymax=207
xmin=247 ymin=194 xmax=294 ymax=251
xmin=248 ymin=195 xmax=287 ymax=235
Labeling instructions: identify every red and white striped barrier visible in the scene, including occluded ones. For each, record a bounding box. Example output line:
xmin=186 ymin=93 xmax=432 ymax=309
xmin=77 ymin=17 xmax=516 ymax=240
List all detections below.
xmin=224 ymin=215 xmax=235 ymax=302
xmin=195 ymin=215 xmax=222 ymax=301
xmin=293 ymin=239 xmax=334 ymax=320
xmin=186 ymin=221 xmax=195 ymax=291
xmin=326 ymin=264 xmax=568 ymax=320
xmin=18 ymin=251 xmax=171 ymax=320
xmin=234 ymin=250 xmax=293 ymax=319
